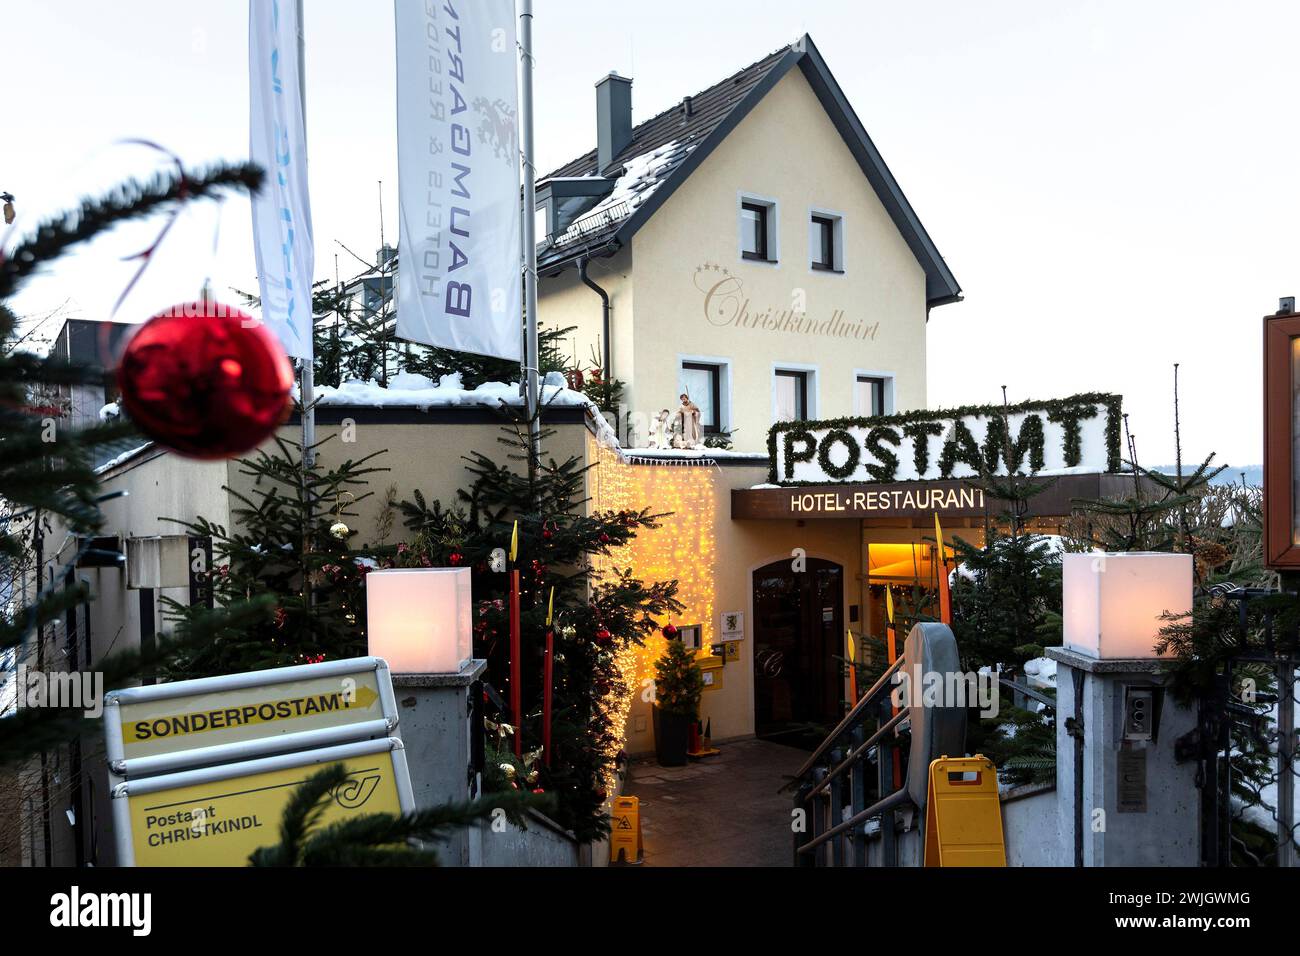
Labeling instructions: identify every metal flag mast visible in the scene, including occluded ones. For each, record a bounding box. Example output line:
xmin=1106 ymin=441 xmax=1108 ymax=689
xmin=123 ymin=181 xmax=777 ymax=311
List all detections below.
xmin=295 ymin=0 xmax=316 ymax=472
xmin=519 ymin=0 xmax=541 ymax=469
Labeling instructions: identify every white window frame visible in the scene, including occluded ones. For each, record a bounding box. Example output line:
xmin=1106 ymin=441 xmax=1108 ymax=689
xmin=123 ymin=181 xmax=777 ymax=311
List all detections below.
xmin=771 ymin=362 xmax=819 ymax=425
xmin=677 ymin=353 xmax=732 ymax=433
xmin=534 ymin=201 xmax=551 ymax=243
xmin=738 ymin=192 xmax=780 ymax=265
xmin=808 ymin=206 xmax=846 ymax=274
xmin=853 ymin=369 xmax=895 ymax=417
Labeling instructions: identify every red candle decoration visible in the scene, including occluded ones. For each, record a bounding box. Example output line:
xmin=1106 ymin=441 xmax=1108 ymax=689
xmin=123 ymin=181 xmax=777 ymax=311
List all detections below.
xmin=509 ymin=568 xmax=522 ymax=757
xmin=934 ymin=513 xmax=953 ymax=626
xmin=116 ymin=302 xmax=293 ymax=459
xmin=542 ymin=628 xmax=554 ymax=767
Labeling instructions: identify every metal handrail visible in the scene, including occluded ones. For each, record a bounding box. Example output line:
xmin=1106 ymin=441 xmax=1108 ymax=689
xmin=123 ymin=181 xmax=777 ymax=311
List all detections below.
xmin=790 ymin=622 xmax=967 ymax=867
xmin=798 ymin=788 xmax=912 ymax=854
xmin=792 ymin=650 xmax=910 ymax=867
xmin=796 ymin=654 xmax=907 ymax=777
xmin=805 ymin=707 xmax=910 ymax=799
xmin=999 ymin=675 xmax=1056 ymax=708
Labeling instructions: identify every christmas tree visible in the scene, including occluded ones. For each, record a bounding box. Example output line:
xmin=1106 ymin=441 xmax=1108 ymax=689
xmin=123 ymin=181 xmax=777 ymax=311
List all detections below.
xmin=0 ymin=163 xmax=272 ymax=769
xmin=949 ymin=405 xmax=1064 ymax=672
xmin=162 ymin=436 xmax=390 ymax=678
xmin=394 ymin=411 xmax=682 ymax=840
xmin=947 ymin=401 xmax=1064 ymax=784
xmin=653 ymin=633 xmax=704 ymax=718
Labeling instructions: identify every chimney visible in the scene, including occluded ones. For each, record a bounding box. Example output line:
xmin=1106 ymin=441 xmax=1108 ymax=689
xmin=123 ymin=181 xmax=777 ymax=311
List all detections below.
xmin=596 ymin=72 xmax=633 ymax=174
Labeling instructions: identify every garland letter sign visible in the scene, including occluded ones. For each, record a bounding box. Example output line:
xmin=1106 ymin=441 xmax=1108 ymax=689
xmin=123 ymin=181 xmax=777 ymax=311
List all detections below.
xmin=768 ymin=393 xmax=1122 ymax=486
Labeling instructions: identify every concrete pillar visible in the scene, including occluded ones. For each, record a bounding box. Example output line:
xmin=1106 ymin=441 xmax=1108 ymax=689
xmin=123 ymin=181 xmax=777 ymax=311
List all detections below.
xmin=1047 ymin=647 xmax=1199 ymax=866
xmin=392 ymin=660 xmax=486 ymax=867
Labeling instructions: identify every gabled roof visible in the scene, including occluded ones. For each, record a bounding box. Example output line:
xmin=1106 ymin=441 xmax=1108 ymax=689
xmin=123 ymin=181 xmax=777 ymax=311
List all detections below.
xmin=537 ymin=35 xmax=961 ymax=308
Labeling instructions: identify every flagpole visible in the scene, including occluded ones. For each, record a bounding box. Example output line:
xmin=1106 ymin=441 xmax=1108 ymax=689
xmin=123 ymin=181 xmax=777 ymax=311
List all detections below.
xmin=296 ymin=0 xmax=316 ymax=472
xmin=519 ymin=0 xmax=541 ymax=470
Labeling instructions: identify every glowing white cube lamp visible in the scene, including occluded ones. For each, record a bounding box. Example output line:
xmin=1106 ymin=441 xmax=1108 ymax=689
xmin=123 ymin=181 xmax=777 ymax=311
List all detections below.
xmin=1062 ymin=552 xmax=1193 ymax=659
xmin=366 ymin=568 xmax=472 ymax=674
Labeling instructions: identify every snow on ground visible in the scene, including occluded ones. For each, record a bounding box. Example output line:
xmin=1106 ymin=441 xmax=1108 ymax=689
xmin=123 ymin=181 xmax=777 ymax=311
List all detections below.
xmin=1022 ymin=656 xmax=1057 ymax=691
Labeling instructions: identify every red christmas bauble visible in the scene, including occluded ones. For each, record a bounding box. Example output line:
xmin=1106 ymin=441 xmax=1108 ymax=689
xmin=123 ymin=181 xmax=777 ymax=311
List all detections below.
xmin=594 ymin=627 xmax=612 ymax=645
xmin=662 ymin=623 xmax=679 ymax=639
xmin=448 ymin=552 xmax=464 ymax=566
xmin=116 ymin=302 xmax=293 ymax=459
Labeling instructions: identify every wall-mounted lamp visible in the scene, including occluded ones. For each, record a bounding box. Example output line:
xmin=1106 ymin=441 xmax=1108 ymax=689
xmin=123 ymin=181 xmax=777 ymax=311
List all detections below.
xmin=1062 ymin=552 xmax=1193 ymax=659
xmin=365 ymin=568 xmax=472 ymax=674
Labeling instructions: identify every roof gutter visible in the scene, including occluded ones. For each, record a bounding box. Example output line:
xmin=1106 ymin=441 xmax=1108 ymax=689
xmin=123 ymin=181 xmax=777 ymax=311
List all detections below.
xmin=577 ymin=256 xmax=612 ymax=379
xmin=539 ymin=236 xmax=621 ymax=277
xmin=926 ymin=293 xmax=964 ymax=315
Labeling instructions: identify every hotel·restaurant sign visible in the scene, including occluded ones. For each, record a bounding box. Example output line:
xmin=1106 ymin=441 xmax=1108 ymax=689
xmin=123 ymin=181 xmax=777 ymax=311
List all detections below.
xmin=733 ymin=394 xmax=1123 ymax=520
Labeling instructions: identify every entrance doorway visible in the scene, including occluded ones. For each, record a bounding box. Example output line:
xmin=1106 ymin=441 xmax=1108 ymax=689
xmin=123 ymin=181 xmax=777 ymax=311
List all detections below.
xmin=752 ymin=557 xmax=844 ymax=747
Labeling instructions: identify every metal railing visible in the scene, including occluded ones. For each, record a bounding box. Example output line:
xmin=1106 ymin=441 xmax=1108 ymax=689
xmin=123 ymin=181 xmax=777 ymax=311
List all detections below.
xmin=792 ymin=655 xmax=911 ymax=866
xmin=792 ymin=622 xmax=967 ymax=866
xmin=543 ymin=201 xmax=631 ymax=249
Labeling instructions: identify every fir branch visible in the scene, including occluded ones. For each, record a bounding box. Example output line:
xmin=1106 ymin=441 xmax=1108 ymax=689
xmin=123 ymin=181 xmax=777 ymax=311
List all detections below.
xmin=2 ymin=162 xmax=263 ymax=300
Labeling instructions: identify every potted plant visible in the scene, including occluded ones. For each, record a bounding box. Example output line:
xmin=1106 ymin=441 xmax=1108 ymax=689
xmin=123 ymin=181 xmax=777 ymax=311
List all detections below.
xmin=652 ymin=628 xmax=704 ymax=767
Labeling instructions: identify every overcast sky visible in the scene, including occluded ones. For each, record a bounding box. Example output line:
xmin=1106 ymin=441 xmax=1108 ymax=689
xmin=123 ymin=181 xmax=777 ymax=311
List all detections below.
xmin=5 ymin=0 xmax=1297 ymax=467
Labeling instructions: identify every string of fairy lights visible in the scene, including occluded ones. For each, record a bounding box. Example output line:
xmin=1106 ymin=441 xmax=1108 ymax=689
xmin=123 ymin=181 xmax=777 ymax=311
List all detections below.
xmin=588 ymin=436 xmax=718 ymax=790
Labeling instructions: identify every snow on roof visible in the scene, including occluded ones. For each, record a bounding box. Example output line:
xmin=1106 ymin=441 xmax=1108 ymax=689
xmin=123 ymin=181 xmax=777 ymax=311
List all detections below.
xmin=549 ymin=140 xmax=694 ymax=248
xmin=309 ymin=371 xmax=621 ymax=450
xmin=94 ymin=442 xmax=154 ymax=474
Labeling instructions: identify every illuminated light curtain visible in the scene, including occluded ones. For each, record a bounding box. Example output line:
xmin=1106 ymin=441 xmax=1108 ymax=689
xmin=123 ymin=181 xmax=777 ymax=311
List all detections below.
xmin=588 ymin=435 xmax=718 ymax=787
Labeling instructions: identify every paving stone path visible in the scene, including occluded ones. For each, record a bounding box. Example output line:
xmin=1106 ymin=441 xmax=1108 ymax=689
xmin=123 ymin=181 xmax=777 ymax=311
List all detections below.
xmin=619 ymin=737 xmax=803 ymax=867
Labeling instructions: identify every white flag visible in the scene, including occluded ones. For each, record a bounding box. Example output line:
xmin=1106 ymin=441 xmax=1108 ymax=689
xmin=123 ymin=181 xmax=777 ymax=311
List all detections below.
xmin=394 ymin=0 xmax=521 ymax=361
xmin=249 ymin=0 xmax=315 ymax=360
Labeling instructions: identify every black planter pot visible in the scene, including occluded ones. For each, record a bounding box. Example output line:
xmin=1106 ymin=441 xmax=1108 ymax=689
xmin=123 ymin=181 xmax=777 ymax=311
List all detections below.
xmin=653 ymin=707 xmax=692 ymax=767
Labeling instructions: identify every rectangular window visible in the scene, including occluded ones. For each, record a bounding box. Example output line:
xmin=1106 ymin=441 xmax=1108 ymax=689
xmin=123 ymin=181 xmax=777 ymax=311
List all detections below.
xmin=534 ymin=203 xmax=551 ymax=244
xmin=775 ymin=369 xmax=809 ymax=422
xmin=741 ymin=202 xmax=769 ymax=260
xmin=856 ymin=375 xmax=886 ymax=416
xmin=811 ymin=215 xmax=836 ymax=270
xmin=679 ymin=362 xmax=722 ymax=432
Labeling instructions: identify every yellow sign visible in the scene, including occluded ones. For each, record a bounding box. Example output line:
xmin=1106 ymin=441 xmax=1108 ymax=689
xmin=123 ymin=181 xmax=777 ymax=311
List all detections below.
xmin=125 ymin=750 xmax=404 ymax=867
xmin=609 ymin=796 xmax=643 ymax=864
xmin=923 ymin=754 xmax=1006 ymax=867
xmin=117 ymin=671 xmax=384 ymax=760
xmin=723 ymin=641 xmax=741 ymax=663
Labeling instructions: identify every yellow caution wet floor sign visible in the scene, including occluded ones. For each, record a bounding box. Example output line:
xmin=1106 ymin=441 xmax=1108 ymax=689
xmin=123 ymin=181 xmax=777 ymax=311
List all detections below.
xmin=610 ymin=796 xmax=643 ymax=864
xmin=923 ymin=754 xmax=1006 ymax=867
